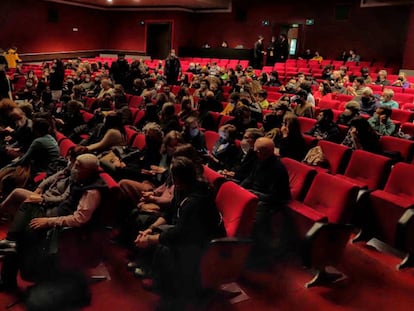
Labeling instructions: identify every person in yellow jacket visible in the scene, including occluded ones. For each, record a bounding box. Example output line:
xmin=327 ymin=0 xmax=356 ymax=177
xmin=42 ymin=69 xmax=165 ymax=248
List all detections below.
xmin=5 ymin=47 xmax=21 ymax=69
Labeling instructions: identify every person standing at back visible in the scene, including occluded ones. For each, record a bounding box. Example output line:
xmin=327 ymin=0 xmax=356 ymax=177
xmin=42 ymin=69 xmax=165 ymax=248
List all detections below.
xmin=164 ymin=49 xmax=181 ymax=86
xmin=5 ymin=47 xmax=21 ymax=70
xmin=275 ymin=34 xmax=289 ymax=63
xmin=253 ymin=36 xmax=266 ymax=69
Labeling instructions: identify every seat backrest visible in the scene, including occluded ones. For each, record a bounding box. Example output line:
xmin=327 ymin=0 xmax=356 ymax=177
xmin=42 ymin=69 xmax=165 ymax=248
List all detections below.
xmin=391 ymin=109 xmax=414 ymax=123
xmin=318 ymin=99 xmax=340 ymax=110
xmin=344 ymin=149 xmax=391 ymax=190
xmin=318 ymin=140 xmax=351 ymax=174
xmin=304 ymin=173 xmax=359 ymax=223
xmin=131 ymin=133 xmax=146 ymax=150
xmin=133 ymin=109 xmax=146 ymax=126
xmin=401 ymin=122 xmax=414 ymax=137
xmin=380 ymin=135 xmax=414 ymax=162
xmin=209 ymin=112 xmax=221 ymax=131
xmin=204 ymin=131 xmax=220 ymax=153
xmin=281 ymin=158 xmax=317 ymax=201
xmin=55 ymin=131 xmax=67 ymax=144
xmin=218 ymin=115 xmax=235 ymax=128
xmin=59 ymin=138 xmax=76 ymax=157
xmin=215 ymin=181 xmax=258 ymax=238
xmin=383 ymin=162 xmax=414 ymax=200
xmin=129 ymin=96 xmax=143 ymax=109
xmin=202 ymin=165 xmax=226 ymax=191
xmin=298 ymin=117 xmax=317 ymax=133
xmin=124 ymin=126 xmax=138 ymax=146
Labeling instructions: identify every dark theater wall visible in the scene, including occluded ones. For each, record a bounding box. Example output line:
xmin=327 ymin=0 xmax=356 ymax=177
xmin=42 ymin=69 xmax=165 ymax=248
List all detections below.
xmin=0 ymin=0 xmax=107 ymax=54
xmin=0 ymin=0 xmax=413 ymax=66
xmin=403 ymin=5 xmax=414 ymax=69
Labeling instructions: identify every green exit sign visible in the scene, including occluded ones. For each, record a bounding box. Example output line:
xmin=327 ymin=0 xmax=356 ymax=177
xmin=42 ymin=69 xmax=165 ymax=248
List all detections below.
xmin=306 ymin=19 xmax=314 ymax=25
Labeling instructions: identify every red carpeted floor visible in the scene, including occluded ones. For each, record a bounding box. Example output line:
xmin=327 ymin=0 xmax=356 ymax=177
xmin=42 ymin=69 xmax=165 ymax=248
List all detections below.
xmin=2 ymin=225 xmax=414 ymax=311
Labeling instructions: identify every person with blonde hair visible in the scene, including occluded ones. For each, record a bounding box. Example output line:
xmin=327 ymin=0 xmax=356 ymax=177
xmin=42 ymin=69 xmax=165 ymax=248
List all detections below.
xmin=380 ymin=89 xmax=399 ymax=109
xmin=392 ymin=72 xmax=410 ymax=89
xmin=375 ymin=70 xmax=390 ymax=86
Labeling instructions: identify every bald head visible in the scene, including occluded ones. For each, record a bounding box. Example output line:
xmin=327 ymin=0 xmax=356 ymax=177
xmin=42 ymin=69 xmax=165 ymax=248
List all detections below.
xmin=254 ymin=137 xmax=275 ymax=161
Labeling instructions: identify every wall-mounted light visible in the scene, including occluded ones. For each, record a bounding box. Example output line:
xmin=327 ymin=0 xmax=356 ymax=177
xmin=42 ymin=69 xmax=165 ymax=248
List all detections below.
xmin=140 ymin=20 xmax=145 ymax=26
xmin=262 ymin=20 xmax=270 ymax=27
xmin=73 ymin=27 xmax=79 ymax=32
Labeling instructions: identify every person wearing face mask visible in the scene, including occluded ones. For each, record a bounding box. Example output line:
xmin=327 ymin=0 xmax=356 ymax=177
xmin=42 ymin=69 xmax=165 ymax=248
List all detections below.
xmin=207 ymin=124 xmax=239 ymax=171
xmin=293 ymin=89 xmax=314 ymax=118
xmin=79 ymin=74 xmax=94 ymax=92
xmin=368 ymin=106 xmax=396 ymax=136
xmin=0 ymin=153 xmax=107 ymax=291
xmin=360 ymin=67 xmax=372 ymax=85
xmin=182 ymin=116 xmax=207 ymax=154
xmin=306 ymin=109 xmax=341 ymax=143
xmin=391 ymin=72 xmax=410 ymax=89
xmin=337 ymin=100 xmax=361 ymax=126
xmin=354 ymin=87 xmax=380 ymax=116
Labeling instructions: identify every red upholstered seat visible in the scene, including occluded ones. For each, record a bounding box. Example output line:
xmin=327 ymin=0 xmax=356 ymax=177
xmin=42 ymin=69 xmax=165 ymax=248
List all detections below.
xmin=401 ymin=122 xmax=414 ymax=136
xmin=124 ymin=126 xmax=138 ymax=146
xmin=298 ymin=117 xmax=317 ymax=133
xmin=129 ymin=95 xmax=143 ymax=108
xmin=380 ymin=135 xmax=414 ymax=162
xmin=391 ymin=109 xmax=414 ymax=123
xmin=133 ymin=109 xmax=146 ymax=126
xmin=318 ymin=99 xmax=341 ymax=110
xmin=215 ymin=181 xmax=258 ymax=238
xmin=59 ymin=138 xmax=76 ymax=157
xmin=131 ymin=133 xmax=146 ymax=150
xmin=218 ymin=115 xmax=235 ymax=128
xmin=204 ymin=130 xmax=219 ymax=154
xmin=337 ymin=150 xmax=391 ymax=190
xmin=281 ymin=158 xmax=317 ymax=201
xmin=209 ymin=111 xmax=222 ymax=131
xmin=202 ymin=164 xmax=226 ymax=191
xmin=318 ymin=140 xmax=351 ymax=174
xmin=370 ymin=163 xmax=414 ymax=246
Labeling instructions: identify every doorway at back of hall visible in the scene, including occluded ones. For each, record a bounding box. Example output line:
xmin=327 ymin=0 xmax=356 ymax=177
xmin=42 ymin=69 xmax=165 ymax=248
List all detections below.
xmin=146 ymin=22 xmax=172 ymax=60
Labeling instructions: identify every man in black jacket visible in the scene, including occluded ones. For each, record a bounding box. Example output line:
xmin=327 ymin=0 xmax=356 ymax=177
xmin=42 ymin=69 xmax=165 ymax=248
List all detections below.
xmin=164 ymin=49 xmax=181 ymax=86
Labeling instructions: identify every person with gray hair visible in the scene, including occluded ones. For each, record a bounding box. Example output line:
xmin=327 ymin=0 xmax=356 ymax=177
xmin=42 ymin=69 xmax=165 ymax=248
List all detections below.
xmin=354 ymin=87 xmax=380 ymax=116
xmin=0 ymin=153 xmax=107 ymax=291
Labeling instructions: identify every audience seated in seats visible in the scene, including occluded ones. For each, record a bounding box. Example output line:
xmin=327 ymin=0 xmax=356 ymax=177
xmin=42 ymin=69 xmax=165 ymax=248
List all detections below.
xmin=375 ymin=70 xmax=391 ymax=86
xmin=221 ymin=92 xmax=240 ymax=116
xmin=0 ymin=154 xmax=107 ymax=291
xmin=97 ymin=78 xmax=114 ymax=99
xmin=209 ymin=82 xmax=224 ymax=103
xmin=0 ymin=149 xmax=78 ymax=217
xmin=0 ymin=106 xmax=34 ymax=168
xmin=178 ymin=97 xmax=196 ymax=122
xmin=306 ymin=109 xmax=341 ymax=143
xmin=204 ymin=90 xmax=223 ymax=113
xmin=134 ymin=156 xmax=225 ymax=310
xmin=80 ymin=112 xmax=126 ymax=154
xmin=299 ymin=49 xmax=313 ymax=60
xmin=300 ymin=81 xmax=316 ymax=107
xmin=193 ymin=79 xmax=209 ymax=99
xmin=109 ymin=123 xmax=164 ymax=182
xmin=262 ymin=103 xmax=290 ymax=136
xmin=162 ymin=86 xmax=177 ymax=104
xmin=54 ymin=100 xmax=84 ymax=137
xmin=226 ymin=106 xmax=258 ymax=140
xmin=312 ymin=51 xmax=323 ymax=62
xmin=347 ymin=77 xmax=365 ymax=96
xmin=342 ymin=117 xmax=382 ymax=154
xmin=313 ymin=81 xmax=332 ymax=103
xmin=207 ymin=124 xmax=239 ymax=171
xmin=354 ymin=87 xmax=380 ymax=116
xmin=337 ymin=100 xmax=361 ymax=126
xmin=159 ymin=102 xmax=181 ymax=135
xmin=380 ymin=89 xmax=399 ymax=109
xmin=293 ymin=89 xmax=314 ymax=118
xmin=265 ymin=71 xmax=282 ymax=87
xmin=275 ymin=113 xmax=307 ymax=161
xmin=322 ymin=65 xmax=334 ymax=81
xmin=240 ymin=137 xmax=291 ymax=267
xmin=368 ymin=106 xmax=396 ymax=136
xmin=258 ymin=89 xmax=270 ymax=109
xmin=176 ymin=87 xmax=194 ymax=109
xmin=391 ymin=72 xmax=410 ymax=89
xmin=182 ymin=116 xmax=207 ymax=154
xmin=197 ymin=99 xmax=216 ymax=131
xmin=347 ymin=49 xmax=360 ymax=62
xmin=114 ymin=94 xmax=133 ymax=125
xmin=119 ymin=129 xmax=182 ymax=205
xmin=220 ymin=128 xmax=264 ymax=183
xmin=2 ymin=117 xmax=59 ymax=179
xmin=360 ymin=67 xmax=372 ymax=85
xmin=280 ymin=78 xmax=299 ymax=95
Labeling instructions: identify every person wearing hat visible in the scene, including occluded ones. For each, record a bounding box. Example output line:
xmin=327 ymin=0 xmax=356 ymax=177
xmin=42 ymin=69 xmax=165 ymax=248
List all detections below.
xmin=337 ymin=100 xmax=361 ymax=126
xmin=0 ymin=153 xmax=108 ymax=291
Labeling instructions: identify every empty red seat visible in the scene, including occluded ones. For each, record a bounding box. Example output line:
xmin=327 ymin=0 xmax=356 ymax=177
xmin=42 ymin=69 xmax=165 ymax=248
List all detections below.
xmin=393 ymin=93 xmax=414 ymax=104
xmin=337 ymin=150 xmax=391 ymax=190
xmin=401 ymin=122 xmax=414 ymax=137
xmin=380 ymin=135 xmax=414 ymax=162
xmin=298 ymin=117 xmax=317 ymax=133
xmin=318 ymin=140 xmax=352 ymax=175
xmin=281 ymin=158 xmax=317 ymax=201
xmin=318 ymin=99 xmax=341 ymax=110
xmin=369 ymin=163 xmax=414 ymax=268
xmin=391 ymin=109 xmax=414 ymax=123
xmin=129 ymin=96 xmax=143 ymax=108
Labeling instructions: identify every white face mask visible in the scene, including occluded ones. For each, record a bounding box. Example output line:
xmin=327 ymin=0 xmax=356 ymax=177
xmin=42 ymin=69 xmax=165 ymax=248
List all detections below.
xmin=189 ymin=128 xmax=199 ymax=137
xmin=219 ymin=131 xmax=227 ymax=140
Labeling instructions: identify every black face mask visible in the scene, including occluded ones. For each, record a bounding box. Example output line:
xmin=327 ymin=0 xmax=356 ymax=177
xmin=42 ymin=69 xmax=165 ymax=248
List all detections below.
xmin=361 ymin=97 xmax=370 ymax=105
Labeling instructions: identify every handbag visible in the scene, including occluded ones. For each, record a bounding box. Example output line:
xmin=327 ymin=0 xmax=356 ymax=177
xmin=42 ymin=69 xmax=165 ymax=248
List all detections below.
xmin=303 ymin=146 xmax=326 ymax=166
